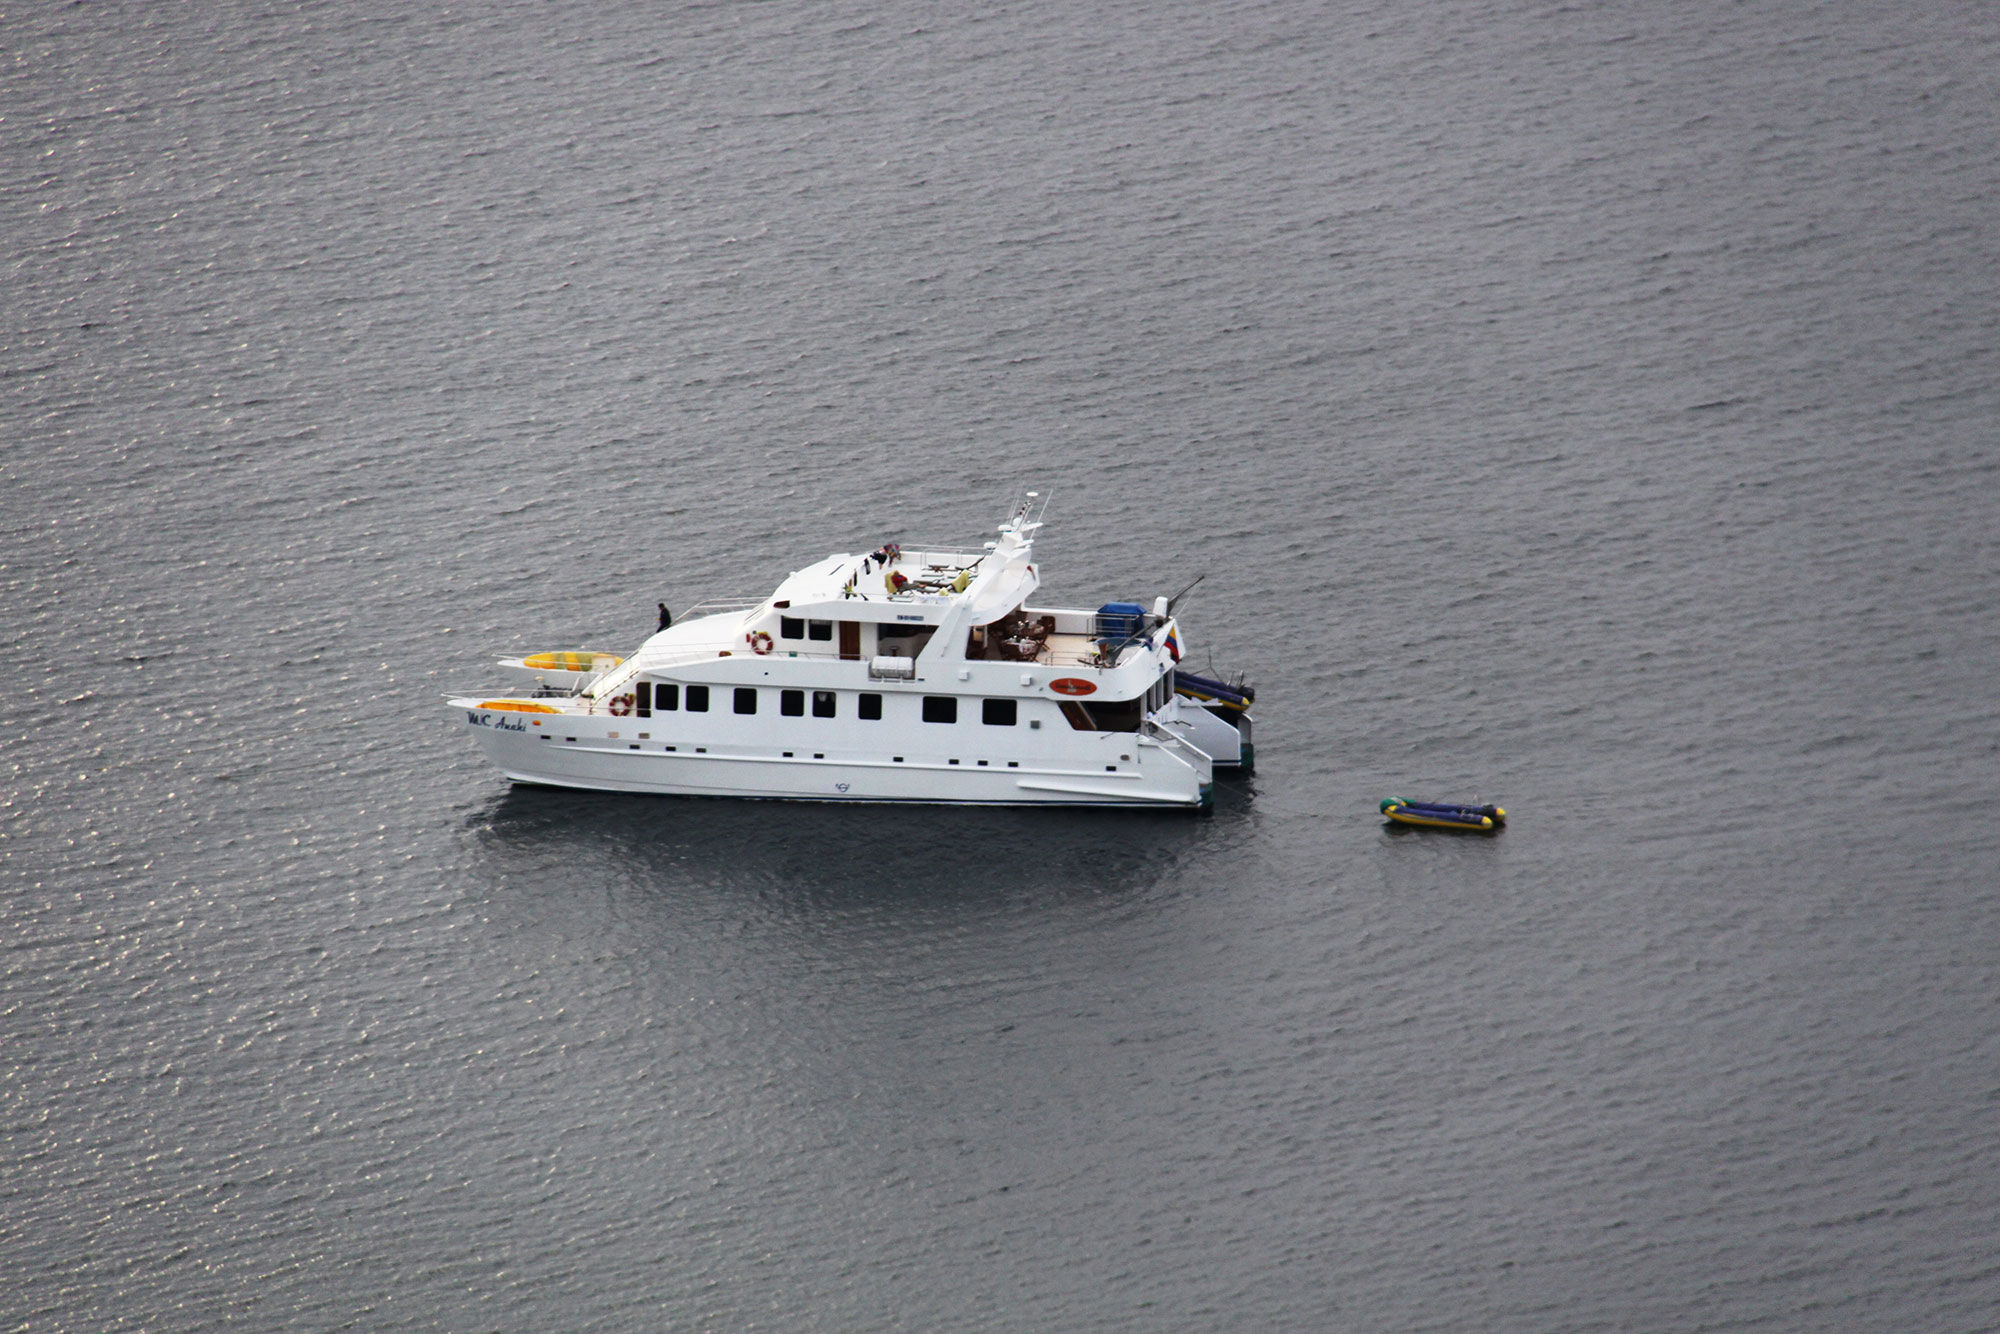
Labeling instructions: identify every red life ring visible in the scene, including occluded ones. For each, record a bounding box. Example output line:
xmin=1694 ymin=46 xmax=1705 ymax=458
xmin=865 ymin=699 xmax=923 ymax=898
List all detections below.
xmin=747 ymin=630 xmax=774 ymax=655
xmin=608 ymin=694 xmax=633 ymax=716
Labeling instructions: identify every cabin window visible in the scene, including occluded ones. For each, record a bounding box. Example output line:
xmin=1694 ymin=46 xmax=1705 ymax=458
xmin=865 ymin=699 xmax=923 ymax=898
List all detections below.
xmin=808 ymin=620 xmax=833 ymax=642
xmin=734 ymin=687 xmax=758 ymax=715
xmin=655 ymin=683 xmax=679 ymax=711
xmin=781 ymin=689 xmax=805 ymax=716
xmin=858 ymin=693 xmax=883 ymax=720
xmin=982 ymin=698 xmax=1017 ymax=726
xmin=922 ymin=696 xmax=957 ymax=724
xmin=813 ymin=690 xmax=836 ymax=718
xmin=877 ymin=622 xmax=933 ymax=658
xmin=780 ymin=616 xmax=805 ymax=640
xmin=635 ymin=681 xmax=652 ymax=718
xmin=1082 ymin=697 xmax=1143 ymax=732
xmin=686 ymin=685 xmax=709 ymax=712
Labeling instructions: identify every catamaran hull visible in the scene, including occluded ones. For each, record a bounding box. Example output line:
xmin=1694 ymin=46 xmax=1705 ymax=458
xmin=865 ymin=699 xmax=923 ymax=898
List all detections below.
xmin=1160 ymin=701 xmax=1253 ymax=770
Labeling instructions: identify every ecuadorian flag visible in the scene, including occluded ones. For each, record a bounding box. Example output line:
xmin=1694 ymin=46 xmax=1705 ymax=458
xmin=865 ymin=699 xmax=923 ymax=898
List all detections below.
xmin=1164 ymin=629 xmax=1181 ymax=662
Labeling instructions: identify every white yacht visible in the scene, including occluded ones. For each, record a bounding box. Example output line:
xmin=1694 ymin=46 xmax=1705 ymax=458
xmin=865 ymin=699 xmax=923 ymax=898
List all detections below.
xmin=449 ymin=495 xmax=1254 ymax=809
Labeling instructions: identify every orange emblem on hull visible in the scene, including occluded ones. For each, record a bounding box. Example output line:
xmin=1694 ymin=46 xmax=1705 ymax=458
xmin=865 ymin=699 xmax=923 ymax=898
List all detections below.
xmin=1048 ymin=677 xmax=1097 ymax=696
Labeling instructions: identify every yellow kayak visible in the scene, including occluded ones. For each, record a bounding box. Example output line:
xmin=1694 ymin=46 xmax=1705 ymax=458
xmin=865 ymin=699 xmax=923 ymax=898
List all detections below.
xmin=521 ymin=651 xmax=622 ymax=673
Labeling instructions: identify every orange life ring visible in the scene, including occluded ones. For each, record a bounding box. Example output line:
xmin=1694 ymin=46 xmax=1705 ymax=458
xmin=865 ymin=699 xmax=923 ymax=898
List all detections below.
xmin=747 ymin=630 xmax=774 ymax=655
xmin=608 ymin=694 xmax=633 ymax=716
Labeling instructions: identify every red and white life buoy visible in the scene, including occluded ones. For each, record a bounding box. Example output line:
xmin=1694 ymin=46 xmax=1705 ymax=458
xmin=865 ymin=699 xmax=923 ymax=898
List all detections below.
xmin=747 ymin=630 xmax=774 ymax=655
xmin=608 ymin=694 xmax=633 ymax=716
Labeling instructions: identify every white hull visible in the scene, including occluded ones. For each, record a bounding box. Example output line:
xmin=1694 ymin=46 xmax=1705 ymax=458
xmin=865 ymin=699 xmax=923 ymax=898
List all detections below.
xmin=463 ymin=709 xmax=1209 ymax=807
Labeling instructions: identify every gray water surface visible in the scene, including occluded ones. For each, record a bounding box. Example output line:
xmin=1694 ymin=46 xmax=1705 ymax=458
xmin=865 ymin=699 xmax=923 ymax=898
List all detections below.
xmin=6 ymin=1 xmax=1998 ymax=1328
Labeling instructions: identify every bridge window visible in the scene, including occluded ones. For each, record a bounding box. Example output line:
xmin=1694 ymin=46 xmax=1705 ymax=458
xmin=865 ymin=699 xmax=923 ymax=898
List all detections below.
xmin=686 ymin=685 xmax=709 ymax=712
xmin=781 ymin=689 xmax=804 ymax=716
xmin=858 ymin=693 xmax=883 ymax=720
xmin=780 ymin=616 xmax=805 ymax=640
xmin=813 ymin=690 xmax=836 ymax=717
xmin=734 ymin=687 xmax=758 ymax=715
xmin=654 ymin=683 xmax=679 ymax=711
xmin=808 ymin=620 xmax=833 ymax=641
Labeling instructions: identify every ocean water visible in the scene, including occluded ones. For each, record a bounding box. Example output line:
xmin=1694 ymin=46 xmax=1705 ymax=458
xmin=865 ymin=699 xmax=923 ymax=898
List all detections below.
xmin=5 ymin=0 xmax=1998 ymax=1328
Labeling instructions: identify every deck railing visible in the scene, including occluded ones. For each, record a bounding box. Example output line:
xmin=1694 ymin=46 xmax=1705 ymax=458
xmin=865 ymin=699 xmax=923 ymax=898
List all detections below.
xmin=677 ymin=597 xmax=763 ymax=620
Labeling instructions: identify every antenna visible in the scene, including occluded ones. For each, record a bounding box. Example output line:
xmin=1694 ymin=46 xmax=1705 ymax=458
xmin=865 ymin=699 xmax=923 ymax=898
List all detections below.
xmin=1000 ymin=487 xmax=1051 ymax=534
xmin=1166 ymin=572 xmax=1205 ymax=613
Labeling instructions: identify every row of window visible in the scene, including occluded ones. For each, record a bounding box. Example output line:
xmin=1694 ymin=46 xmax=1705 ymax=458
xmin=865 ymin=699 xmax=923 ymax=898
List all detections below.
xmin=925 ymin=696 xmax=1016 ymax=725
xmin=630 ymin=682 xmax=1017 ymax=725
xmin=779 ymin=617 xmax=835 ymax=642
xmin=550 ymin=733 xmax=1068 ymax=771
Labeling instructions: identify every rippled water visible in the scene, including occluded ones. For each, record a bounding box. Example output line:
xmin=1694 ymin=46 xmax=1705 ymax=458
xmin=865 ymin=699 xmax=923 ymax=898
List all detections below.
xmin=6 ymin=1 xmax=1998 ymax=1328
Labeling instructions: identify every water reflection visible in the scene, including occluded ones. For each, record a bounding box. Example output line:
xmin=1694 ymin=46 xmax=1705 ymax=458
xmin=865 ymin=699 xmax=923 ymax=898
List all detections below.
xmin=464 ymin=783 xmax=1256 ymax=915
xmin=451 ymin=784 xmax=1264 ymax=1046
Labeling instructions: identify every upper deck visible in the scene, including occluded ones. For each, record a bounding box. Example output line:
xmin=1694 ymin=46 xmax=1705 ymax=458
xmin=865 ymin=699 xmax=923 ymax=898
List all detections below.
xmin=756 ymin=534 xmax=1036 ymax=627
xmin=495 ymin=493 xmax=1187 ymax=707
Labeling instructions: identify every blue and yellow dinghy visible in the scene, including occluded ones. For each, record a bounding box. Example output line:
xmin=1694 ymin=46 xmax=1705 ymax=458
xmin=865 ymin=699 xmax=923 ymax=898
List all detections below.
xmin=1172 ymin=670 xmax=1255 ymax=712
xmin=1380 ymin=797 xmax=1506 ymax=833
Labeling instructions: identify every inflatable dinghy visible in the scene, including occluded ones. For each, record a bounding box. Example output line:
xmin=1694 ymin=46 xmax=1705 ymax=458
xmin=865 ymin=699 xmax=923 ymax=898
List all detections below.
xmin=1380 ymin=797 xmax=1506 ymax=833
xmin=1172 ymin=670 xmax=1255 ymax=712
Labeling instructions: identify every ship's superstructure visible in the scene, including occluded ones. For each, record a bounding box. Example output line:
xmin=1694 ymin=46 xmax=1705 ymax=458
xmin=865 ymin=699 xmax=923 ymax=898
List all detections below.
xmin=450 ymin=495 xmax=1252 ymax=809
